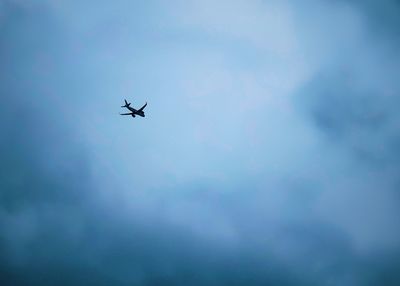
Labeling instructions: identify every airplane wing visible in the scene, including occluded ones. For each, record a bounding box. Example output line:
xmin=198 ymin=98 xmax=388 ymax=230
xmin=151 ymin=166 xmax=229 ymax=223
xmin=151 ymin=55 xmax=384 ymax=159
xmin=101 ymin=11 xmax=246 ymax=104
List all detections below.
xmin=120 ymin=113 xmax=134 ymax=115
xmin=138 ymin=102 xmax=147 ymax=112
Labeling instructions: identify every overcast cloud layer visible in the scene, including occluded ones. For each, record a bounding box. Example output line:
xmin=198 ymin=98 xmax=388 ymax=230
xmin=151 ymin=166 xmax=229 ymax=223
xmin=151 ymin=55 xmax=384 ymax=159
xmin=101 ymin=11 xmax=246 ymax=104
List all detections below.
xmin=1 ymin=0 xmax=400 ymax=285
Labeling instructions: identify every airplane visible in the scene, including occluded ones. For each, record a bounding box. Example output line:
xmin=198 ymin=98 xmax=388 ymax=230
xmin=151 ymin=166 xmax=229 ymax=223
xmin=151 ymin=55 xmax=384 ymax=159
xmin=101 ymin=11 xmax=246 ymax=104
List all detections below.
xmin=120 ymin=99 xmax=147 ymax=118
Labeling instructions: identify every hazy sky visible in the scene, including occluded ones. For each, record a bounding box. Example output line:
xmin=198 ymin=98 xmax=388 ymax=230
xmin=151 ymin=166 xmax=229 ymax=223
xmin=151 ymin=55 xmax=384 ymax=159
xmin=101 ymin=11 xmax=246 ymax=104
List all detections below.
xmin=1 ymin=0 xmax=400 ymax=285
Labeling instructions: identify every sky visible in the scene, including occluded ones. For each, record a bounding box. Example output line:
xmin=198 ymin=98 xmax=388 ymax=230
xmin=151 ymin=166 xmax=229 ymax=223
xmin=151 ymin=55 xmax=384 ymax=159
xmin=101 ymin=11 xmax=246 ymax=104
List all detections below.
xmin=1 ymin=0 xmax=400 ymax=285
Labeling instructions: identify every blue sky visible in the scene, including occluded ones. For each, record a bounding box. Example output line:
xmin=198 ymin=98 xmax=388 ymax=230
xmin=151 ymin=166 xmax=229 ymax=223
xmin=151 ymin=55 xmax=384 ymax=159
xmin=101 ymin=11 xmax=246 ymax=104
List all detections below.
xmin=1 ymin=0 xmax=400 ymax=285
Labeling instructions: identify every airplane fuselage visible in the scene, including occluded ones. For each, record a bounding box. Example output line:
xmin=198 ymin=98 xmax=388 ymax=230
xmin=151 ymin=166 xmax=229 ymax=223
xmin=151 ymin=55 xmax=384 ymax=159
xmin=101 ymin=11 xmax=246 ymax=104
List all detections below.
xmin=126 ymin=107 xmax=145 ymax=117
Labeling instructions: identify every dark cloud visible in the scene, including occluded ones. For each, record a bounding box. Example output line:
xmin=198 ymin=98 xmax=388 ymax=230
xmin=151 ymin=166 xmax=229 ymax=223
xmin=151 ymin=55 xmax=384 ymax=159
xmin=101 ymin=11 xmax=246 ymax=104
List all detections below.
xmin=346 ymin=0 xmax=400 ymax=41
xmin=294 ymin=1 xmax=400 ymax=170
xmin=297 ymin=68 xmax=400 ymax=168
xmin=292 ymin=1 xmax=400 ymax=284
xmin=1 ymin=1 xmax=400 ymax=286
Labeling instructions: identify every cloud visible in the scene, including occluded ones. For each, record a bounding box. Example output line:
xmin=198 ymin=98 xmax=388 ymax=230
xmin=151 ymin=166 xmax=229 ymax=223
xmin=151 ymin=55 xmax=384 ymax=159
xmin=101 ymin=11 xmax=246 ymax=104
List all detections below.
xmin=1 ymin=1 xmax=400 ymax=285
xmin=292 ymin=0 xmax=400 ymax=253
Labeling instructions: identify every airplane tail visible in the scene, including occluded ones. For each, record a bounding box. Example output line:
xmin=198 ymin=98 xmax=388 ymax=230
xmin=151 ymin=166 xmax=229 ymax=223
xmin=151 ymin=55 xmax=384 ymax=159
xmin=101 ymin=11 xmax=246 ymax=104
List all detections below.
xmin=121 ymin=99 xmax=131 ymax=108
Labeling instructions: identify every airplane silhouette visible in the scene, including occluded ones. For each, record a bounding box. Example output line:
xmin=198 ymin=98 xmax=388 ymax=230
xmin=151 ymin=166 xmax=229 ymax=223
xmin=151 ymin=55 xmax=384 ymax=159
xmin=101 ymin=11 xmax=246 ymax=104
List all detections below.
xmin=120 ymin=99 xmax=147 ymax=118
